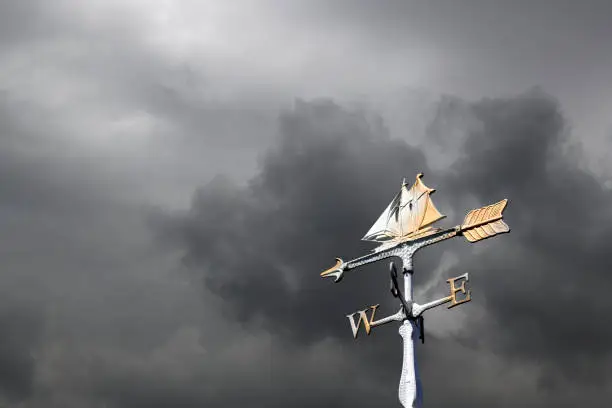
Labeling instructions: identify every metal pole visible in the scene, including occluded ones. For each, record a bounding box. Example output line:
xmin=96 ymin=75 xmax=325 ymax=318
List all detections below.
xmin=397 ymin=267 xmax=421 ymax=408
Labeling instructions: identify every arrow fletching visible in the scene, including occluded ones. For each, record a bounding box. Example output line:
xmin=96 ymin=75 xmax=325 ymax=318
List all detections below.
xmin=460 ymin=199 xmax=510 ymax=242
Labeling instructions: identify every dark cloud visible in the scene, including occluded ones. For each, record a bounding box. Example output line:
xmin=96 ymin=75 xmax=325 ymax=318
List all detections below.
xmin=0 ymin=1 xmax=611 ymax=407
xmin=162 ymin=92 xmax=612 ymax=407
xmin=442 ymin=89 xmax=612 ymax=386
xmin=2 ymin=83 xmax=610 ymax=406
xmin=0 ymin=85 xmax=216 ymax=406
xmin=158 ymin=99 xmax=433 ymax=342
xmin=0 ymin=299 xmax=43 ymax=402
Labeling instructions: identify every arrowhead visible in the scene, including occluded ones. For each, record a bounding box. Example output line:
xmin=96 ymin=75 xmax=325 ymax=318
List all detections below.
xmin=320 ymin=258 xmax=345 ymax=282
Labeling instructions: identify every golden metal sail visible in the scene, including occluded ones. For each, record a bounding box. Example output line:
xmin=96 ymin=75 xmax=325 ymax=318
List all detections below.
xmin=362 ymin=174 xmax=446 ymax=244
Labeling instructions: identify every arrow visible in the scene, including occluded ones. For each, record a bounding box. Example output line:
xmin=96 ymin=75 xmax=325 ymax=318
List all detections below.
xmin=320 ymin=199 xmax=510 ymax=282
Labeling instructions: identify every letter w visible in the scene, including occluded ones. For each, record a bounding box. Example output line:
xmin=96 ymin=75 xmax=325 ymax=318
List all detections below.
xmin=346 ymin=305 xmax=379 ymax=339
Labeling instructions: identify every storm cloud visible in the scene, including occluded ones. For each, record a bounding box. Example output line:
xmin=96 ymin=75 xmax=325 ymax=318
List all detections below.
xmin=161 ymin=90 xmax=612 ymax=406
xmin=1 ymin=1 xmax=612 ymax=407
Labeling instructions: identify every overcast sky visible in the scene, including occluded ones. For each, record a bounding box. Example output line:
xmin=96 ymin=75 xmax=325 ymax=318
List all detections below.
xmin=1 ymin=1 xmax=612 ymax=407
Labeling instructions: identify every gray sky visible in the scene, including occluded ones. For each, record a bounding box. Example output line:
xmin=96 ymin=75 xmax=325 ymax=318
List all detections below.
xmin=1 ymin=1 xmax=611 ymax=407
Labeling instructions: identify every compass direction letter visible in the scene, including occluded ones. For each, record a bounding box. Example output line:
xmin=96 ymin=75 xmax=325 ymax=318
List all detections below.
xmin=447 ymin=273 xmax=471 ymax=309
xmin=346 ymin=305 xmax=379 ymax=338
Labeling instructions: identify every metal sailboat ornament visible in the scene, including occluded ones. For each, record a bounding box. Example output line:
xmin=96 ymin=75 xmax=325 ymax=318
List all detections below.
xmin=320 ymin=173 xmax=510 ymax=408
xmin=362 ymin=174 xmax=447 ymax=248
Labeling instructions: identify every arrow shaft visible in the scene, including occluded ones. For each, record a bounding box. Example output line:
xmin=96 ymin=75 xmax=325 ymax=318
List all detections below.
xmin=346 ymin=228 xmax=459 ymax=272
xmin=345 ymin=245 xmax=406 ymax=270
xmin=321 ymin=228 xmax=460 ymax=282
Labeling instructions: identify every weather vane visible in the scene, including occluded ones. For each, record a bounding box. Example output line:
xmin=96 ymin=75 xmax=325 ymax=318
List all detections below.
xmin=320 ymin=173 xmax=510 ymax=408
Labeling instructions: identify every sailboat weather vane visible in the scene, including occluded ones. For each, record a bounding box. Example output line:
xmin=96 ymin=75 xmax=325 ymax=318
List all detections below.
xmin=320 ymin=173 xmax=510 ymax=408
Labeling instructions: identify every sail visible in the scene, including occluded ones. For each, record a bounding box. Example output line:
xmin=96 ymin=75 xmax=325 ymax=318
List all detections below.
xmin=398 ymin=174 xmax=445 ymax=235
xmin=362 ymin=174 xmax=446 ymax=242
xmin=362 ymin=191 xmax=402 ymax=241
